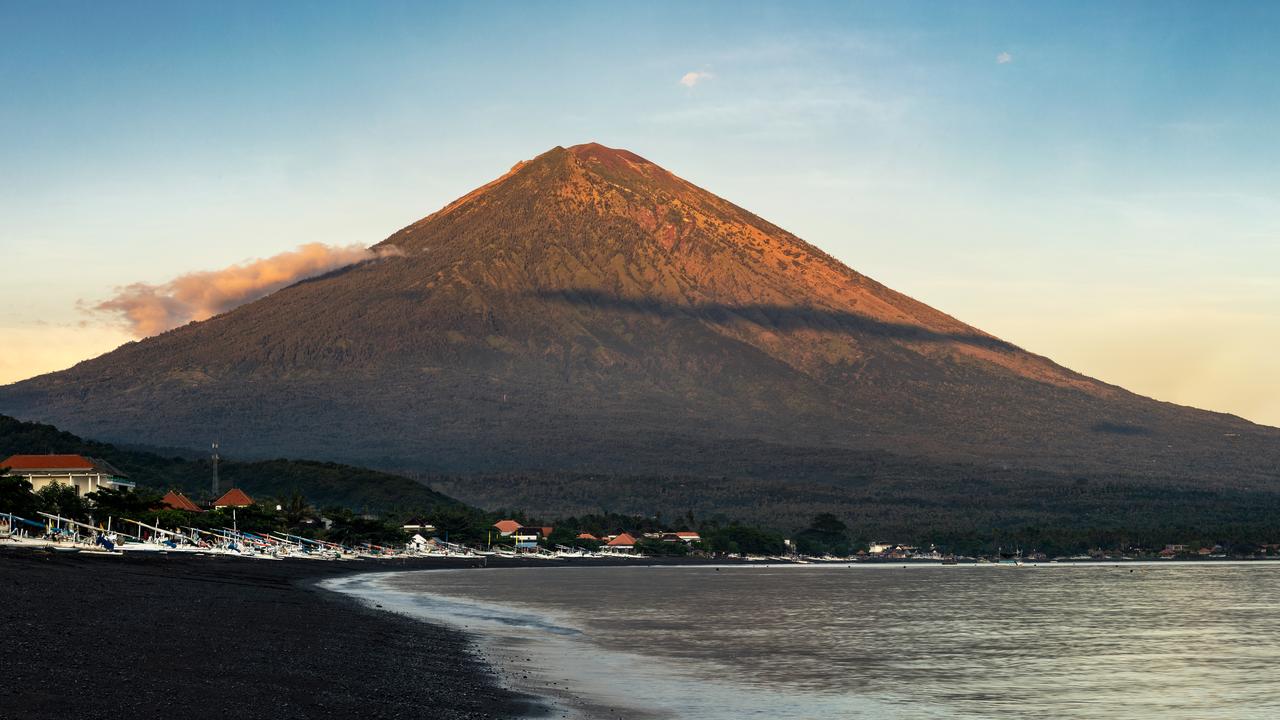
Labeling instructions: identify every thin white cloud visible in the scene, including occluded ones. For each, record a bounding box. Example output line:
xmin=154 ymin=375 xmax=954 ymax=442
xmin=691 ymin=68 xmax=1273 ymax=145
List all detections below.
xmin=679 ymin=70 xmax=714 ymax=88
xmin=996 ymin=51 xmax=1013 ymax=64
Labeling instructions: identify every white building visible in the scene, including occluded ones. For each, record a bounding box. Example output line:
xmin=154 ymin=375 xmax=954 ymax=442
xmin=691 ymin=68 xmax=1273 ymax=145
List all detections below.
xmin=1 ymin=454 xmax=134 ymax=497
xmin=402 ymin=517 xmax=437 ymax=535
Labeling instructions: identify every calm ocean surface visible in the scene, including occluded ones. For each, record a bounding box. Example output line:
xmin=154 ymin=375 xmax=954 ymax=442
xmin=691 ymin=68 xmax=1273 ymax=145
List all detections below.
xmin=327 ymin=563 xmax=1280 ymax=719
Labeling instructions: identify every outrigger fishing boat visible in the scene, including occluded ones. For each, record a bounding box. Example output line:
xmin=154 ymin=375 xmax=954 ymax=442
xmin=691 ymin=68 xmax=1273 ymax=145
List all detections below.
xmin=1 ymin=512 xmax=46 ymax=542
xmin=3 ymin=509 xmax=558 ymax=562
xmin=120 ymin=518 xmax=212 ymax=554
xmin=272 ymin=532 xmax=352 ymax=559
xmin=26 ymin=512 xmax=130 ymax=554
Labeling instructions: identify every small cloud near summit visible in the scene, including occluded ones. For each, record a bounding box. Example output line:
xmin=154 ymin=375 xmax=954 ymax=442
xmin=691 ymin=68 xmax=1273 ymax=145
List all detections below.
xmin=679 ymin=70 xmax=713 ymax=87
xmin=996 ymin=51 xmax=1013 ymax=64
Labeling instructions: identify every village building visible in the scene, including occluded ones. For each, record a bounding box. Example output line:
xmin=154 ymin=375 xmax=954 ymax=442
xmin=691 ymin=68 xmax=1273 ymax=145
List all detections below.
xmin=159 ymin=490 xmax=202 ymax=512
xmin=602 ymin=532 xmax=637 ymax=553
xmin=514 ymin=525 xmax=553 ymax=549
xmin=886 ymin=546 xmax=918 ymax=559
xmin=576 ymin=532 xmax=599 ymax=541
xmin=212 ymin=487 xmax=254 ymax=508
xmin=402 ymin=517 xmax=437 ymax=535
xmin=0 ymin=454 xmax=135 ymax=497
xmin=661 ymin=531 xmax=700 ymax=543
xmin=493 ymin=519 xmax=521 ymax=536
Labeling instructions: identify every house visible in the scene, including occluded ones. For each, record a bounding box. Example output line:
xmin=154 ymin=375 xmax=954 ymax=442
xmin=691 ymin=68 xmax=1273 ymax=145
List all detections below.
xmin=0 ymin=454 xmax=135 ymax=497
xmin=576 ymin=532 xmax=599 ymax=541
xmin=513 ymin=525 xmax=552 ymax=549
xmin=493 ymin=519 xmax=522 ymax=536
xmin=212 ymin=487 xmax=254 ymax=508
xmin=159 ymin=490 xmax=202 ymax=513
xmin=402 ymin=517 xmax=437 ymax=535
xmin=661 ymin=531 xmax=700 ymax=544
xmin=603 ymin=532 xmax=637 ymax=553
xmin=868 ymin=541 xmax=893 ymax=555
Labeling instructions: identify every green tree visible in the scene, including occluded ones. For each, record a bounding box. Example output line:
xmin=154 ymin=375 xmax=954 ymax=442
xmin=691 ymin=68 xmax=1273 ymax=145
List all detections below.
xmin=36 ymin=482 xmax=89 ymax=521
xmin=0 ymin=469 xmax=41 ymax=518
xmin=281 ymin=488 xmax=310 ymax=527
xmin=547 ymin=526 xmax=578 ymax=547
xmin=636 ymin=538 xmax=690 ymax=556
xmin=428 ymin=504 xmax=491 ymax=544
xmin=794 ymin=513 xmax=852 ymax=556
xmin=703 ymin=524 xmax=786 ymax=556
xmin=320 ymin=506 xmax=406 ymax=546
xmin=86 ymin=486 xmax=161 ymax=520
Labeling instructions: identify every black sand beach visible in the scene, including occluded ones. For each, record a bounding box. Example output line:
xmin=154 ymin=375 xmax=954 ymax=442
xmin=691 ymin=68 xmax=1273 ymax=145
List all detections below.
xmin=0 ymin=547 xmax=539 ymax=720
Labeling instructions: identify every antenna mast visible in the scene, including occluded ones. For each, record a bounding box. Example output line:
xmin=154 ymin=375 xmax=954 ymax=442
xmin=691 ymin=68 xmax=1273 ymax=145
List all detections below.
xmin=211 ymin=441 xmax=220 ymax=497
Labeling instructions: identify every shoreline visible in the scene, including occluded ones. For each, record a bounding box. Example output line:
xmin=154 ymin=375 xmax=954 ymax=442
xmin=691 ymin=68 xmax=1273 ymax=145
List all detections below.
xmin=327 ymin=568 xmax=673 ymax=720
xmin=7 ymin=544 xmax=1277 ymax=720
xmin=0 ymin=546 xmax=753 ymax=720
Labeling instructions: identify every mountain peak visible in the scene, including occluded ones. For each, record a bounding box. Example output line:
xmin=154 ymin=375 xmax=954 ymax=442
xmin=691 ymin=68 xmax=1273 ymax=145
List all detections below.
xmin=566 ymin=141 xmax=655 ymax=167
xmin=5 ymin=142 xmax=1270 ymax=515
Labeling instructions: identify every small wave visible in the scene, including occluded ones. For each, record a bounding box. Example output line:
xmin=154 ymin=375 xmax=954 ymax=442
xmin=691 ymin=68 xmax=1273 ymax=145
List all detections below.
xmin=324 ymin=572 xmax=585 ymax=637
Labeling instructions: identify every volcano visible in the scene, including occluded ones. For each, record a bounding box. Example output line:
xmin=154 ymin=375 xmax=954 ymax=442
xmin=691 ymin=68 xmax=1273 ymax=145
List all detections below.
xmin=2 ymin=143 xmax=1276 ymax=526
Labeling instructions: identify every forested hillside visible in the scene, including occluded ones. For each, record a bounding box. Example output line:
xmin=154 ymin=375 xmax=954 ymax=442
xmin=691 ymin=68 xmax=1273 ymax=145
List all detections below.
xmin=0 ymin=414 xmax=459 ymax=512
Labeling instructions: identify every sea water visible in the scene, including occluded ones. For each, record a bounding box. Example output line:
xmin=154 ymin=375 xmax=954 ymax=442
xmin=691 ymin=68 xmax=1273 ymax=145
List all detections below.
xmin=325 ymin=563 xmax=1280 ymax=719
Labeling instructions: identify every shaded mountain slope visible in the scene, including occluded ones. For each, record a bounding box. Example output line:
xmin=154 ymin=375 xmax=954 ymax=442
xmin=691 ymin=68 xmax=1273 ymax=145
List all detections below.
xmin=1 ymin=143 xmax=1276 ymax=516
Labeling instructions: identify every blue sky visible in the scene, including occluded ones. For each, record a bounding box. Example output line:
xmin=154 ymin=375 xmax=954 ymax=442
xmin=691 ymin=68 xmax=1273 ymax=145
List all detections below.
xmin=2 ymin=1 xmax=1278 ymax=425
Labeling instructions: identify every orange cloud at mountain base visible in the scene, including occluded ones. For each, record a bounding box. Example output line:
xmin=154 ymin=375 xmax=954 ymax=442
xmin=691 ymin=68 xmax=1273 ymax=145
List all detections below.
xmin=90 ymin=243 xmax=404 ymax=338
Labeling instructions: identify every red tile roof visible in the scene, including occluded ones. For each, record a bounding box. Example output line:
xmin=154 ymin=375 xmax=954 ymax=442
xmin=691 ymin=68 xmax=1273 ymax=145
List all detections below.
xmin=576 ymin=532 xmax=599 ymax=541
xmin=493 ymin=519 xmax=521 ymax=534
xmin=541 ymin=526 xmax=554 ymax=538
xmin=607 ymin=532 xmax=637 ymax=547
xmin=160 ymin=490 xmax=202 ymax=513
xmin=212 ymin=488 xmax=254 ymax=507
xmin=1 ymin=454 xmax=95 ymax=471
xmin=675 ymin=531 xmax=700 ymax=538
